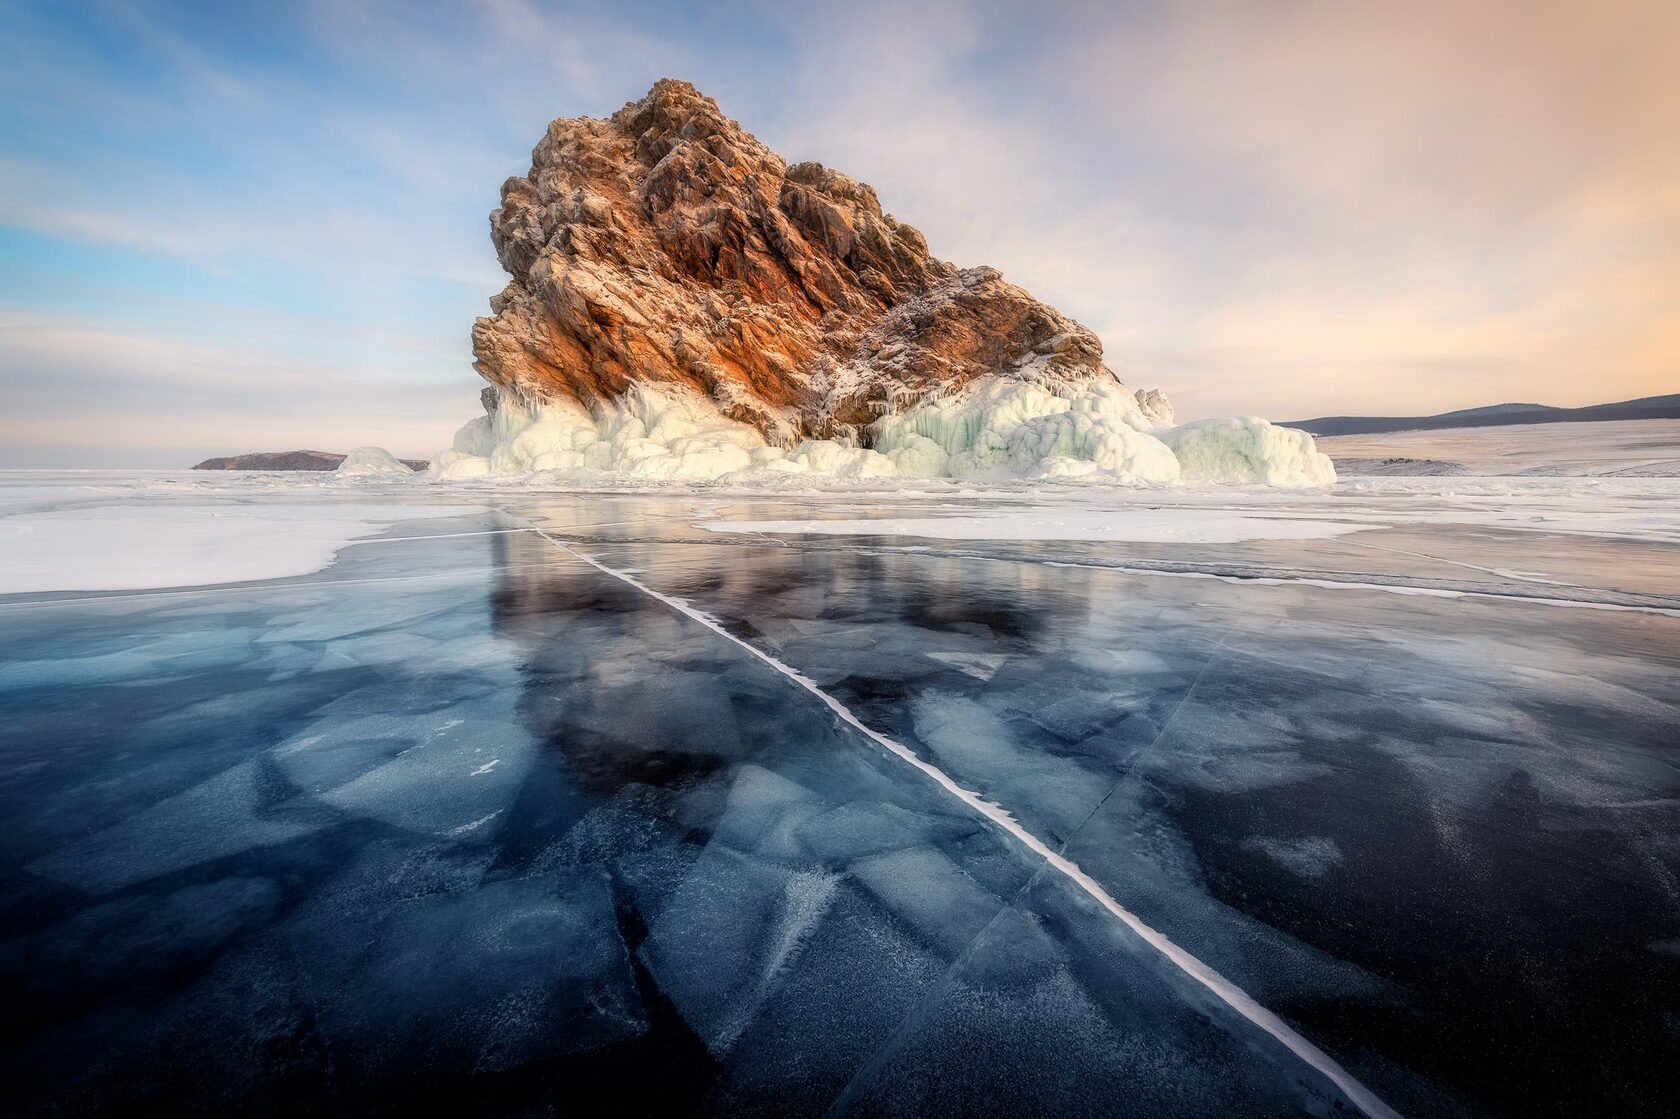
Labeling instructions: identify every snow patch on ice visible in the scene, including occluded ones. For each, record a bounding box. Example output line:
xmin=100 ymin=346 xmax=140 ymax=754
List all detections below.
xmin=0 ymin=503 xmax=468 ymax=594
xmin=429 ymin=379 xmax=1336 ymax=488
xmin=1317 ymin=418 xmax=1680 ymax=477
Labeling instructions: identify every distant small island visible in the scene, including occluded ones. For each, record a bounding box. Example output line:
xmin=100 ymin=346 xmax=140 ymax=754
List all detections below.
xmin=192 ymin=450 xmax=428 ymax=472
xmin=1285 ymin=393 xmax=1680 ymax=436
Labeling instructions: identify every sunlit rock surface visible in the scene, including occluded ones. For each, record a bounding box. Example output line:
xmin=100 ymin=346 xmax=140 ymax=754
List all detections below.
xmin=472 ymin=78 xmax=1136 ymax=446
xmin=441 ymin=80 xmax=1335 ymax=486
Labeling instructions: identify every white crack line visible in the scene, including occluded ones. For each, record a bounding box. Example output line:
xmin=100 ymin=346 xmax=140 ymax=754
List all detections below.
xmin=523 ymin=522 xmax=1400 ymax=1119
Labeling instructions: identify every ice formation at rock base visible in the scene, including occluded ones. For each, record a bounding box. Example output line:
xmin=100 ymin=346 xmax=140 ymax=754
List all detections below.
xmin=334 ymin=446 xmax=419 ymax=478
xmin=425 ymin=79 xmax=1334 ymax=491
xmin=425 ymin=378 xmax=1335 ymax=487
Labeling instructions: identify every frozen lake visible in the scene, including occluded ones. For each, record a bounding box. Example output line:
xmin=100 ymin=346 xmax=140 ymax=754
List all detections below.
xmin=2 ymin=472 xmax=1677 ymax=1116
xmin=1315 ymin=418 xmax=1680 ymax=476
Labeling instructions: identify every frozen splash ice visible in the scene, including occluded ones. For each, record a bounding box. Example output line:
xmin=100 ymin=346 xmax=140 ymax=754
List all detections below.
xmin=1162 ymin=417 xmax=1338 ymax=486
xmin=427 ymin=378 xmax=1336 ymax=487
xmin=0 ymin=503 xmax=468 ymax=593
xmin=335 ymin=446 xmax=417 ymax=479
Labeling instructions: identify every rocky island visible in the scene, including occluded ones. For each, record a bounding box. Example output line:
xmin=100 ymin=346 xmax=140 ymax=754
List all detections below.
xmin=473 ymin=78 xmax=1153 ymax=444
xmin=426 ymin=79 xmax=1332 ymax=486
xmin=193 ymin=450 xmax=427 ymax=472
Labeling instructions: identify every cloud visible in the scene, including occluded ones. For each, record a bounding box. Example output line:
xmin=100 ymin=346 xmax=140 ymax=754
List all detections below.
xmin=0 ymin=308 xmax=480 ymax=465
xmin=0 ymin=0 xmax=1674 ymax=467
xmin=749 ymin=0 xmax=1680 ymax=417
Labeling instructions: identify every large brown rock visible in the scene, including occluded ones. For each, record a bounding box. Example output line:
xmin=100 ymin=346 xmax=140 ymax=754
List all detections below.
xmin=472 ymin=79 xmax=1119 ymax=447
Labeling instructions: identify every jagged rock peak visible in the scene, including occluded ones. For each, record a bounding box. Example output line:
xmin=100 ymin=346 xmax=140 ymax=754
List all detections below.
xmin=471 ymin=78 xmax=1143 ymax=446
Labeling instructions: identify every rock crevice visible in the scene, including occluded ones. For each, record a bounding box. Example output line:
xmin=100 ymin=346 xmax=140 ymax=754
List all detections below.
xmin=472 ymin=79 xmax=1138 ymax=446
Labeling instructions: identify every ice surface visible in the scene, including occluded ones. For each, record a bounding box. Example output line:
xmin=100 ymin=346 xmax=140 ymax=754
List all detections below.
xmin=640 ymin=844 xmax=841 ymax=1055
xmin=848 ymin=845 xmax=1006 ymax=957
xmin=1240 ymin=835 xmax=1343 ymax=878
xmin=559 ymin=540 xmax=1398 ymax=1117
xmin=698 ymin=478 xmax=1680 ymax=545
xmin=0 ymin=628 xmax=261 ymax=689
xmin=697 ymin=879 xmax=950 ymax=1114
xmin=838 ymin=887 xmax=1337 ymax=1117
xmin=707 ymin=765 xmax=828 ymax=862
xmin=26 ymin=759 xmax=324 ymax=894
xmin=790 ymin=800 xmax=946 ymax=862
xmin=280 ymin=711 xmax=534 ymax=838
xmin=1319 ymin=418 xmax=1680 ymax=476
xmin=286 ymin=854 xmax=646 ymax=1074
xmin=3 ymin=480 xmax=1677 ymax=1115
xmin=5 ymin=877 xmax=286 ymax=992
xmin=428 ymin=379 xmax=1337 ymax=486
xmin=701 ymin=506 xmax=1374 ymax=542
xmin=907 ymin=691 xmax=1118 ymax=842
xmin=0 ymin=502 xmax=469 ymax=592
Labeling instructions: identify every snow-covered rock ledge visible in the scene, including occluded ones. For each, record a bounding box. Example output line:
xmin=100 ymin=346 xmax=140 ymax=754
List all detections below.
xmin=423 ymin=378 xmax=1336 ymax=487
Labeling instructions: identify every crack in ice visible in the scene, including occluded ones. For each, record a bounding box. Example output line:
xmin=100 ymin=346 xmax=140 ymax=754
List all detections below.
xmin=1037 ymin=560 xmax=1680 ymax=618
xmin=520 ymin=521 xmax=1401 ymax=1119
xmin=620 ymin=535 xmax=1680 ymax=618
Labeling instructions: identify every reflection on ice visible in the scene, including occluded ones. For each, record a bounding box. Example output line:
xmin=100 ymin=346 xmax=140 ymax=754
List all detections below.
xmin=0 ymin=491 xmax=1676 ymax=1116
xmin=0 ymin=503 xmax=471 ymax=593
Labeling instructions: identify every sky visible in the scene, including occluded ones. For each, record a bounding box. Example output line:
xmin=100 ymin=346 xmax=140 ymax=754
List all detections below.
xmin=2 ymin=0 xmax=1676 ymax=467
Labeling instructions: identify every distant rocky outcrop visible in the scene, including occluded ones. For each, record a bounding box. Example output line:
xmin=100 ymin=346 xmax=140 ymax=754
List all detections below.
xmin=193 ymin=450 xmax=426 ymax=472
xmin=472 ymin=78 xmax=1158 ymax=447
xmin=1328 ymin=457 xmax=1469 ymax=476
xmin=1286 ymin=394 xmax=1680 ymax=437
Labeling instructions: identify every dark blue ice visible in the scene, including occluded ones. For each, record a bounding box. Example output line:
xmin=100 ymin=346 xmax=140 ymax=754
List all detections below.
xmin=2 ymin=497 xmax=1677 ymax=1117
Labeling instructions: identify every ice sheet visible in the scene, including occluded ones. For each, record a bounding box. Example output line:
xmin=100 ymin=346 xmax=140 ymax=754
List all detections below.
xmin=1318 ymin=418 xmax=1680 ymax=476
xmin=25 ymin=759 xmax=323 ymax=894
xmin=695 ymin=478 xmax=1679 ymax=544
xmin=3 ymin=479 xmax=1677 ymax=1116
xmin=540 ymin=529 xmax=1400 ymax=1117
xmin=0 ymin=502 xmax=472 ymax=592
xmin=700 ymin=507 xmax=1376 ymax=542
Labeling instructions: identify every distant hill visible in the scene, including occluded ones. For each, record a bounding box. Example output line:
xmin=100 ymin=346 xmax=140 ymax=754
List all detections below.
xmin=192 ymin=450 xmax=427 ymax=472
xmin=1284 ymin=394 xmax=1680 ymax=436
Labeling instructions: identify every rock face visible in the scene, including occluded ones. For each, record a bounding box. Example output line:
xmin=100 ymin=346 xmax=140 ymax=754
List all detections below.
xmin=443 ymin=79 xmax=1337 ymax=488
xmin=472 ymin=79 xmax=1136 ymax=447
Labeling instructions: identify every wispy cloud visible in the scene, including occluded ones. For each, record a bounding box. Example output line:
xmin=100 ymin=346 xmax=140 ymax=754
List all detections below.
xmin=733 ymin=0 xmax=1680 ymax=418
xmin=0 ymin=0 xmax=1674 ymax=465
xmin=0 ymin=307 xmax=483 ymax=466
